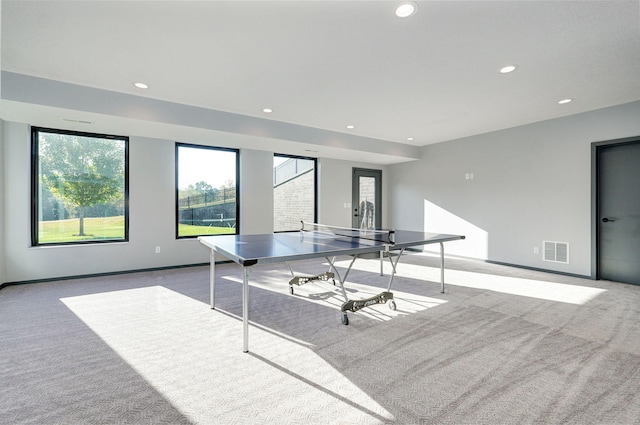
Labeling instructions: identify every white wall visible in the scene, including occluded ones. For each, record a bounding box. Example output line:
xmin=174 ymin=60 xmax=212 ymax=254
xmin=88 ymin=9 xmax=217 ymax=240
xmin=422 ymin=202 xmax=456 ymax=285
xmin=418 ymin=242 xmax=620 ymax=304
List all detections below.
xmin=12 ymin=101 xmax=638 ymax=282
xmin=388 ymin=101 xmax=640 ymax=277
xmin=0 ymin=122 xmax=386 ymax=283
xmin=239 ymin=149 xmax=274 ymax=235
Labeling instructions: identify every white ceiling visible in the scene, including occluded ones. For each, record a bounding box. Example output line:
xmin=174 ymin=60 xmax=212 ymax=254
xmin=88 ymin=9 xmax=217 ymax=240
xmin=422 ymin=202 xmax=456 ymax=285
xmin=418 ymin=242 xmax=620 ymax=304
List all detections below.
xmin=2 ymin=0 xmax=640 ymax=163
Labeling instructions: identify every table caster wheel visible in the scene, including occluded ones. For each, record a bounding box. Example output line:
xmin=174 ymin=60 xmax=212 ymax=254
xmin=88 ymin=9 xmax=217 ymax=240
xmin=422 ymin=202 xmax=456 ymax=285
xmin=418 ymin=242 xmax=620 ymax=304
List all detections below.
xmin=389 ymin=300 xmax=396 ymax=311
xmin=341 ymin=313 xmax=349 ymax=325
xmin=289 ymin=286 xmax=294 ymax=295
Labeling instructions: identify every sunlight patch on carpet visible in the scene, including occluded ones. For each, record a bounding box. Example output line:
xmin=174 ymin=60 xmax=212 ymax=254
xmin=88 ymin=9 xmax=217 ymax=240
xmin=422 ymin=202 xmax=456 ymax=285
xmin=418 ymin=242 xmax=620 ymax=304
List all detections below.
xmin=61 ymin=286 xmax=394 ymax=424
xmin=335 ymin=258 xmax=607 ymax=305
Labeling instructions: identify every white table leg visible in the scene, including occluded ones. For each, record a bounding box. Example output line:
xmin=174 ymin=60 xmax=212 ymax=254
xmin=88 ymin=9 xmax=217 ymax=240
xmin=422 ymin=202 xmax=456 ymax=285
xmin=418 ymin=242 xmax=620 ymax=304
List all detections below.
xmin=210 ymin=250 xmax=216 ymax=309
xmin=440 ymin=242 xmax=445 ymax=293
xmin=243 ymin=267 xmax=250 ymax=353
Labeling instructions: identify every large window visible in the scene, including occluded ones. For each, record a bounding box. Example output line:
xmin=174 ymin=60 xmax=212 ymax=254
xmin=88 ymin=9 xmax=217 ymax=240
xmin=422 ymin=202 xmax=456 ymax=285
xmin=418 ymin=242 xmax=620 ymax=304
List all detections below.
xmin=31 ymin=127 xmax=129 ymax=246
xmin=176 ymin=143 xmax=239 ymax=238
xmin=273 ymin=154 xmax=317 ymax=232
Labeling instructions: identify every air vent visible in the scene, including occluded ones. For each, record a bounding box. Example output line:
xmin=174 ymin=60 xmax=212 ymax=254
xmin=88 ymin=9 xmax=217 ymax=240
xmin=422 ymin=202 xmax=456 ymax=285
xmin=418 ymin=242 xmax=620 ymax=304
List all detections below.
xmin=543 ymin=241 xmax=569 ymax=264
xmin=62 ymin=118 xmax=93 ymax=124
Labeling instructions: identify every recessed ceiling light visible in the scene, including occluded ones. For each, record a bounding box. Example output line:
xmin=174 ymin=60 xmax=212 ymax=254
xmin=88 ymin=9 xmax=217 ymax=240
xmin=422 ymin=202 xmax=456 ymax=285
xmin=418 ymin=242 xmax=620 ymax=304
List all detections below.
xmin=346 ymin=125 xmax=355 ymax=129
xmin=499 ymin=65 xmax=518 ymax=74
xmin=407 ymin=137 xmax=414 ymax=141
xmin=395 ymin=2 xmax=418 ymax=18
xmin=558 ymin=98 xmax=573 ymax=104
xmin=262 ymin=108 xmax=273 ymax=113
xmin=134 ymin=82 xmax=148 ymax=89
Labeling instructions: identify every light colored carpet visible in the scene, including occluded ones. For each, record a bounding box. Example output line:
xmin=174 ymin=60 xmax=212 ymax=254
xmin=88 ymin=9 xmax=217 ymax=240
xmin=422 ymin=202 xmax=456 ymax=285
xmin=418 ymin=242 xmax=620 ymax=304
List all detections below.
xmin=2 ymin=253 xmax=640 ymax=424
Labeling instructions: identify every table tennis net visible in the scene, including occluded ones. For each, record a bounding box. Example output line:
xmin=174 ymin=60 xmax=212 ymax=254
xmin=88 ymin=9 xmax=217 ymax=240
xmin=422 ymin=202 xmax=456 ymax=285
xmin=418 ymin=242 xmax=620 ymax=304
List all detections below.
xmin=301 ymin=222 xmax=395 ymax=245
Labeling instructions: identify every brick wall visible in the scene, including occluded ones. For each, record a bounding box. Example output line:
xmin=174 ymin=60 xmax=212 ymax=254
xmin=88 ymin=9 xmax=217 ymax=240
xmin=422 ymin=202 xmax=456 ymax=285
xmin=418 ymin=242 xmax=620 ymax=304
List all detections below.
xmin=274 ymin=169 xmax=314 ymax=231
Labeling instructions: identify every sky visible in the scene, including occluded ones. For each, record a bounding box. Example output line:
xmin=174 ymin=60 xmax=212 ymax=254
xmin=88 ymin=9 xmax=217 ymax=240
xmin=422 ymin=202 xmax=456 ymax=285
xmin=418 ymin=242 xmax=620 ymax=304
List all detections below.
xmin=178 ymin=147 xmax=237 ymax=189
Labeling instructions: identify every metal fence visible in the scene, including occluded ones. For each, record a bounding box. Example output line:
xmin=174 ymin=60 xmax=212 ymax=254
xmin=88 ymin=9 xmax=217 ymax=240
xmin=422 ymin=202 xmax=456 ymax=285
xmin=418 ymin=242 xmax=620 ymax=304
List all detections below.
xmin=178 ymin=187 xmax=236 ymax=208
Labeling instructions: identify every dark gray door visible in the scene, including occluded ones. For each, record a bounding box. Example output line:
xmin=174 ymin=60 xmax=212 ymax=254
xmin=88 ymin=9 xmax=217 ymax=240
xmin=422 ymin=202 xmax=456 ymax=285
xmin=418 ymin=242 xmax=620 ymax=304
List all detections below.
xmin=598 ymin=141 xmax=640 ymax=284
xmin=352 ymin=168 xmax=381 ymax=229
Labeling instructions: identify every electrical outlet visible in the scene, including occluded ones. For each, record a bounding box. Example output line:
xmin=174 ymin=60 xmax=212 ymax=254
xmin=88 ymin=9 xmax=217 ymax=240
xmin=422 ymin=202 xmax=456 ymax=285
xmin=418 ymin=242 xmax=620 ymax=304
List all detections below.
xmin=155 ymin=246 xmax=161 ymax=254
xmin=533 ymin=246 xmax=539 ymax=254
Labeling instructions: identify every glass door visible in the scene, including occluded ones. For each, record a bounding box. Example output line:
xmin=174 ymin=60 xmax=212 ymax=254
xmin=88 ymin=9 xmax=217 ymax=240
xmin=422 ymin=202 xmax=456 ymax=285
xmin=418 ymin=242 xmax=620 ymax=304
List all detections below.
xmin=352 ymin=168 xmax=381 ymax=229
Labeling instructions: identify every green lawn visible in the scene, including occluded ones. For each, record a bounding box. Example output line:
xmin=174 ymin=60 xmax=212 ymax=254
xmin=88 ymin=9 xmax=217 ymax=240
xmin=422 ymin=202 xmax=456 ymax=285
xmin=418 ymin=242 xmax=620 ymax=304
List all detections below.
xmin=178 ymin=223 xmax=235 ymax=236
xmin=39 ymin=216 xmax=234 ymax=243
xmin=39 ymin=216 xmax=126 ymax=243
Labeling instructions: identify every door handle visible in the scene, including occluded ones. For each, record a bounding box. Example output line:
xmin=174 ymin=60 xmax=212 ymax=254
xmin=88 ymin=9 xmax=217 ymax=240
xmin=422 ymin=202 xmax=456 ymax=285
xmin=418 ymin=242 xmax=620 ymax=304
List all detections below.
xmin=602 ymin=217 xmax=615 ymax=223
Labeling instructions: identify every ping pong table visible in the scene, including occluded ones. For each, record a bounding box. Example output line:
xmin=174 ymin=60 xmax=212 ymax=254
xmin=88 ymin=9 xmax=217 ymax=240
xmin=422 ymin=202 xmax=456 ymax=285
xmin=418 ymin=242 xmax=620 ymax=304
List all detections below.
xmin=199 ymin=224 xmax=464 ymax=352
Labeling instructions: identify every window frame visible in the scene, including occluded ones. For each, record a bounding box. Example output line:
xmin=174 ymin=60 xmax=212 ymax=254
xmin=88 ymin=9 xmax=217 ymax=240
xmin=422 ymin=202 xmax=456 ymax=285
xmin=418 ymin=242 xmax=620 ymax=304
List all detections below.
xmin=273 ymin=153 xmax=318 ymax=233
xmin=175 ymin=142 xmax=240 ymax=239
xmin=31 ymin=126 xmax=130 ymax=247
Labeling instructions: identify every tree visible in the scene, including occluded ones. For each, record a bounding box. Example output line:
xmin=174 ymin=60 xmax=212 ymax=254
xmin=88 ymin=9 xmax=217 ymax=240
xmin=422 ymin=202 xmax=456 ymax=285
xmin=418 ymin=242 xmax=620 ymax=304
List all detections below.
xmin=193 ymin=181 xmax=214 ymax=193
xmin=39 ymin=133 xmax=125 ymax=236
